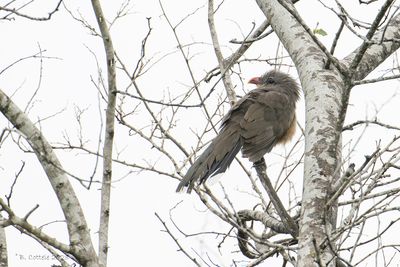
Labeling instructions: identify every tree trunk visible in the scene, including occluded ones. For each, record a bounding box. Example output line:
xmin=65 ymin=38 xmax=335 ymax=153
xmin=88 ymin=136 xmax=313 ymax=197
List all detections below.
xmin=256 ymin=0 xmax=400 ymax=266
xmin=255 ymin=1 xmax=349 ymax=266
xmin=0 ymin=219 xmax=7 ymax=267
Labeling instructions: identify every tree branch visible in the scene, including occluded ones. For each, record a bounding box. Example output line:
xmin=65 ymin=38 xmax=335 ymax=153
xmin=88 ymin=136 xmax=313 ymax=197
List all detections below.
xmin=154 ymin=212 xmax=201 ymax=267
xmin=348 ymin=0 xmax=395 ymax=74
xmin=0 ymin=214 xmax=7 ymax=267
xmin=253 ymin=159 xmax=299 ymax=237
xmin=0 ymin=198 xmax=72 ymax=255
xmin=0 ymin=0 xmax=62 ymax=21
xmin=274 ymin=0 xmax=347 ymax=75
xmin=342 ymin=7 xmax=400 ymax=82
xmin=207 ymin=0 xmax=236 ymax=105
xmin=342 ymin=119 xmax=400 ymax=131
xmin=238 ymin=209 xmax=289 ymax=234
xmin=0 ymin=88 xmax=98 ymax=265
xmin=90 ymin=0 xmax=117 ymax=265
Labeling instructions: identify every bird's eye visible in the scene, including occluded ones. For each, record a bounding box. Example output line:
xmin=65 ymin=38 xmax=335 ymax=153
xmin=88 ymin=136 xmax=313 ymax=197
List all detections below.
xmin=266 ymin=77 xmax=275 ymax=84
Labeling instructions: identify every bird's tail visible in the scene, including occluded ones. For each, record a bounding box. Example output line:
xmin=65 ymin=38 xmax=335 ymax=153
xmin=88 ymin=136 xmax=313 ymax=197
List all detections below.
xmin=176 ymin=128 xmax=242 ymax=193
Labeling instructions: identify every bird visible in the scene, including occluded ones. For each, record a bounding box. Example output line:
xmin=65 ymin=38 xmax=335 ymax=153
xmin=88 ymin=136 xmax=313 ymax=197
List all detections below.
xmin=176 ymin=70 xmax=300 ymax=193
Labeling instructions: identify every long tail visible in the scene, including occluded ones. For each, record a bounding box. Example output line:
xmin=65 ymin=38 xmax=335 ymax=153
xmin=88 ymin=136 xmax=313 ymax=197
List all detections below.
xmin=176 ymin=127 xmax=242 ymax=193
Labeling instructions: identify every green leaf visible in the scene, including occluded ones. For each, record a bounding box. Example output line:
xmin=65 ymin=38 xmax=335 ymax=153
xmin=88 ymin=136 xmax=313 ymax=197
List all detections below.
xmin=313 ymin=28 xmax=328 ymax=36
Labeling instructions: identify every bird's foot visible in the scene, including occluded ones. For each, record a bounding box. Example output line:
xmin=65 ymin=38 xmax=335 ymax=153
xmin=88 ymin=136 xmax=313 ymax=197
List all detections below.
xmin=253 ymin=158 xmax=266 ymax=169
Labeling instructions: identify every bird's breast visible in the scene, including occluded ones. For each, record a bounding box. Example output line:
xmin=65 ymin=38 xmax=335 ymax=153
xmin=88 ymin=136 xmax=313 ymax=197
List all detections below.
xmin=277 ymin=114 xmax=296 ymax=144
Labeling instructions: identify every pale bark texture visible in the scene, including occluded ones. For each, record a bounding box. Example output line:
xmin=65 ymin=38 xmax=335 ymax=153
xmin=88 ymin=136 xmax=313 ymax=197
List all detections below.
xmin=0 ymin=89 xmax=99 ymax=266
xmin=2 ymin=1 xmax=400 ymax=266
xmin=0 ymin=221 xmax=7 ymax=267
xmin=90 ymin=0 xmax=117 ymax=265
xmin=256 ymin=0 xmax=400 ymax=266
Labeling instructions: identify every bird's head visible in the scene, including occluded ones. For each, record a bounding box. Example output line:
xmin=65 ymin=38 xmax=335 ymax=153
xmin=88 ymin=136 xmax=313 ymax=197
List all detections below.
xmin=249 ymin=70 xmax=300 ymax=101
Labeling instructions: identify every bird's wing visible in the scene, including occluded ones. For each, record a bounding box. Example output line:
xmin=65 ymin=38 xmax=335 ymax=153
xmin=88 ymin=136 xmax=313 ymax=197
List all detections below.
xmin=240 ymin=89 xmax=292 ymax=162
xmin=220 ymin=94 xmax=249 ymax=128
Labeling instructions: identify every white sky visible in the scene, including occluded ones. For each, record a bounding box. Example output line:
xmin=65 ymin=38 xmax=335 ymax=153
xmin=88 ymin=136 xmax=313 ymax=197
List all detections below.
xmin=1 ymin=0 xmax=400 ymax=266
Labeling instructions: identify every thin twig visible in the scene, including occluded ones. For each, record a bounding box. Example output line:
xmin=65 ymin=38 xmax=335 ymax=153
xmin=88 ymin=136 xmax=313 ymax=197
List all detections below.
xmin=0 ymin=0 xmax=62 ymax=21
xmin=275 ymin=0 xmax=348 ymax=76
xmin=325 ymin=20 xmax=345 ymax=69
xmin=253 ymin=159 xmax=299 ymax=237
xmin=343 ymin=119 xmax=400 ymax=131
xmin=5 ymin=161 xmax=25 ymax=206
xmin=348 ymin=0 xmax=395 ymax=74
xmin=0 ymin=198 xmax=71 ymax=254
xmin=154 ymin=212 xmax=201 ymax=266
xmin=352 ymin=73 xmax=400 ymax=85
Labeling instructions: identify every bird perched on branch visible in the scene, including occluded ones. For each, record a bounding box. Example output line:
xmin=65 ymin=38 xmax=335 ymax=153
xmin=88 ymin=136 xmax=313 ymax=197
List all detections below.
xmin=176 ymin=70 xmax=300 ymax=193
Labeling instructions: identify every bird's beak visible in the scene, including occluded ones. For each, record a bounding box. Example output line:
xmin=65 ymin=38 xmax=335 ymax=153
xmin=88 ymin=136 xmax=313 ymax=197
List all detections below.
xmin=248 ymin=77 xmax=261 ymax=85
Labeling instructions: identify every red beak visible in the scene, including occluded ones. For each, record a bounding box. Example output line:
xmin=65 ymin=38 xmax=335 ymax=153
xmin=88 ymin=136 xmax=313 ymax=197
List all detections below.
xmin=248 ymin=77 xmax=261 ymax=85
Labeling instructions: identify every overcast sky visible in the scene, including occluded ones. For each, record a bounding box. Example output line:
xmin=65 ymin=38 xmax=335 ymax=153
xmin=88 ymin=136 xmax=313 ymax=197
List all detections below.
xmin=1 ymin=0 xmax=400 ymax=266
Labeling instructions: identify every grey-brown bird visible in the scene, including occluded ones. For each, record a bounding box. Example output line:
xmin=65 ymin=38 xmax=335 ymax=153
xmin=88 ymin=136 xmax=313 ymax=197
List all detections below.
xmin=177 ymin=70 xmax=300 ymax=193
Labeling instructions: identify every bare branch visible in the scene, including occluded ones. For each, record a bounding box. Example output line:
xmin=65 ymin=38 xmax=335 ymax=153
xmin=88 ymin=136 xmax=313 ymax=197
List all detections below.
xmin=0 ymin=214 xmax=7 ymax=267
xmin=0 ymin=0 xmax=62 ymax=21
xmin=238 ymin=210 xmax=289 ymax=234
xmin=207 ymin=0 xmax=236 ymax=105
xmin=274 ymin=0 xmax=348 ymax=75
xmin=348 ymin=0 xmax=395 ymax=73
xmin=343 ymin=119 xmax=400 ymax=131
xmin=90 ymin=0 xmax=117 ymax=264
xmin=352 ymin=73 xmax=400 ymax=86
xmin=5 ymin=160 xmax=25 ymax=206
xmin=342 ymin=3 xmax=400 ymax=81
xmin=154 ymin=212 xmax=201 ymax=267
xmin=253 ymin=159 xmax=299 ymax=237
xmin=325 ymin=20 xmax=344 ymax=69
xmin=0 ymin=88 xmax=98 ymax=264
xmin=0 ymin=198 xmax=71 ymax=255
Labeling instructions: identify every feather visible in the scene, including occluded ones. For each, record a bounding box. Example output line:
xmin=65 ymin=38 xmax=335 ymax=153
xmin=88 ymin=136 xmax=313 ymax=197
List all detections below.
xmin=177 ymin=70 xmax=300 ymax=193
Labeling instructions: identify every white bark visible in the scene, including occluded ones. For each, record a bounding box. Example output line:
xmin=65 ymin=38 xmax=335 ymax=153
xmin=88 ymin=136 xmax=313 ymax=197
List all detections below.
xmin=343 ymin=13 xmax=400 ymax=81
xmin=256 ymin=1 xmax=400 ymax=266
xmin=0 ymin=89 xmax=99 ymax=266
xmin=256 ymin=1 xmax=344 ymax=266
xmin=90 ymin=0 xmax=117 ymax=265
xmin=0 ymin=216 xmax=7 ymax=267
xmin=208 ymin=0 xmax=237 ymax=105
